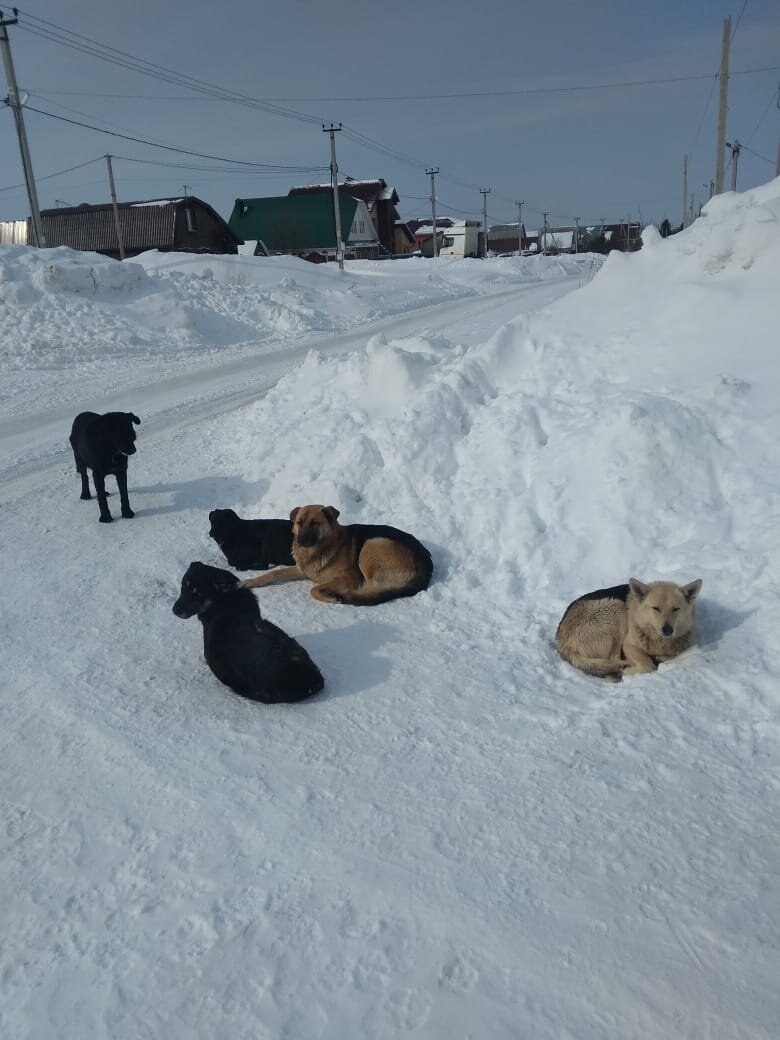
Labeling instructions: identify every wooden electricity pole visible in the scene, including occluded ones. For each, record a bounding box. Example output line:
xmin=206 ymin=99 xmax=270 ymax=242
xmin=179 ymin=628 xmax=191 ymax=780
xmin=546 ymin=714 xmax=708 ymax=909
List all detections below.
xmin=426 ymin=167 xmax=439 ymax=257
xmin=105 ymin=154 xmax=125 ymax=260
xmin=682 ymin=154 xmax=689 ymax=227
xmin=480 ymin=187 xmax=491 ymax=257
xmin=323 ymin=123 xmax=344 ymax=271
xmin=714 ymin=17 xmax=731 ymax=195
xmin=0 ymin=8 xmax=46 ymax=246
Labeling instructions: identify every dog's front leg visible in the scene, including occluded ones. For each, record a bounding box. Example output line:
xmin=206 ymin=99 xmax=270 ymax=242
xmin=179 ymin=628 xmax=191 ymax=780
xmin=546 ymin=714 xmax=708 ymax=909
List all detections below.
xmin=76 ymin=461 xmax=91 ymax=500
xmin=115 ymin=467 xmax=134 ymax=519
xmin=621 ymin=642 xmax=657 ymax=675
xmin=310 ymin=584 xmax=346 ymax=603
xmin=240 ymin=565 xmax=306 ymax=589
xmin=93 ymin=471 xmax=113 ymax=523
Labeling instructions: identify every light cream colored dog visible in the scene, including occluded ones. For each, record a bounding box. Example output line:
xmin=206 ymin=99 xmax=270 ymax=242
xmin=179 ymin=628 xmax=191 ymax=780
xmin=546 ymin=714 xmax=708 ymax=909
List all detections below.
xmin=240 ymin=505 xmax=433 ymax=606
xmin=556 ymin=578 xmax=702 ymax=681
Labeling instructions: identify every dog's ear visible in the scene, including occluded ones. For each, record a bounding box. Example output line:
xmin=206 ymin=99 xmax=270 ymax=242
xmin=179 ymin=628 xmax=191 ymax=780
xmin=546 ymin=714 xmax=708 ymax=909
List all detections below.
xmin=290 ymin=506 xmax=301 ymax=523
xmin=681 ymin=578 xmax=702 ymax=601
xmin=217 ymin=574 xmax=239 ymax=592
xmin=628 ymin=578 xmax=648 ymax=599
xmin=323 ymin=506 xmax=340 ymax=523
xmin=130 ymin=413 xmax=141 ymax=425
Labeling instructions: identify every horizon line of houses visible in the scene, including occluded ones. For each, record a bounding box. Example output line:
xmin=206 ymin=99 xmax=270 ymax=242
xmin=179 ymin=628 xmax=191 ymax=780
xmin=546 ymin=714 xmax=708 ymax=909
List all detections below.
xmin=0 ymin=177 xmax=661 ymax=262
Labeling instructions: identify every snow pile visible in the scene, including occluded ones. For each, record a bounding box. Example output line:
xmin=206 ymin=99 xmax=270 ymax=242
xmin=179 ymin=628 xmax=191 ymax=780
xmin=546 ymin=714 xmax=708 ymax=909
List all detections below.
xmin=220 ymin=179 xmax=780 ymax=617
xmin=0 ymin=244 xmax=592 ymax=370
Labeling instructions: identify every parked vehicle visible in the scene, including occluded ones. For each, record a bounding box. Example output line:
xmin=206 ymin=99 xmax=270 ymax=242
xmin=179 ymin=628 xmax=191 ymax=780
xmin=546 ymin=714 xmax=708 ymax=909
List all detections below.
xmin=438 ymin=220 xmax=482 ymax=258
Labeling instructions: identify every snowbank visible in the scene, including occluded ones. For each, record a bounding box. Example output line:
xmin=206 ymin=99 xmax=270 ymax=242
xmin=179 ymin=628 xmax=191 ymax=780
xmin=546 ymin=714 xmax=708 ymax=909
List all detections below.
xmin=0 ymin=245 xmax=594 ymax=370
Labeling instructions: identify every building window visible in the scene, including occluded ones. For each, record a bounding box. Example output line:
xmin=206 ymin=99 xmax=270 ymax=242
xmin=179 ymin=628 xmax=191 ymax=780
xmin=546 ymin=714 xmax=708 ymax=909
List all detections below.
xmin=184 ymin=206 xmax=197 ymax=233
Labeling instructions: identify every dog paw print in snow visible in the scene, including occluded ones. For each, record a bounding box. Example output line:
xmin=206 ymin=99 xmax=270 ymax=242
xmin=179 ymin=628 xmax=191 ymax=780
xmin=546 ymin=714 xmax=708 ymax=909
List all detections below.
xmin=384 ymin=987 xmax=432 ymax=1030
xmin=439 ymin=953 xmax=479 ymax=994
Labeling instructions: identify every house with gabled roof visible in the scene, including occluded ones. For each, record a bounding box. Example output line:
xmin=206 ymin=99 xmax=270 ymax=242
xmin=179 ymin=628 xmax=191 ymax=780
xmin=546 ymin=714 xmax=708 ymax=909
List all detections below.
xmin=228 ymin=193 xmax=380 ymax=262
xmin=36 ymin=196 xmax=240 ymax=259
xmin=288 ymin=178 xmax=401 ymax=255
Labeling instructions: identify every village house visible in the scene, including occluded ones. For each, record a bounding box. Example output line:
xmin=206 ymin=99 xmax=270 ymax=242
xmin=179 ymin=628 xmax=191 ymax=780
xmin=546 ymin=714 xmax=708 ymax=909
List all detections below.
xmin=227 ymin=193 xmax=381 ymax=261
xmin=288 ymin=178 xmax=403 ymax=256
xmin=11 ymin=197 xmax=241 ymax=259
xmin=487 ymin=223 xmax=528 ymax=254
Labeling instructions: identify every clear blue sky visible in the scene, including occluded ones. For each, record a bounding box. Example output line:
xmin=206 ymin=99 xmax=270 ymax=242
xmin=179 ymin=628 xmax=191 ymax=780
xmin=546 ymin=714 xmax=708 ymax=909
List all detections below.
xmin=1 ymin=1 xmax=778 ymax=229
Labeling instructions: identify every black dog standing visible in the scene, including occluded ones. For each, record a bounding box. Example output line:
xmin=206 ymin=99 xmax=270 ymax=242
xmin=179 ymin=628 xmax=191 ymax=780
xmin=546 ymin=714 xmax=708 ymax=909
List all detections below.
xmin=69 ymin=411 xmax=140 ymax=523
xmin=172 ymin=562 xmax=324 ymax=703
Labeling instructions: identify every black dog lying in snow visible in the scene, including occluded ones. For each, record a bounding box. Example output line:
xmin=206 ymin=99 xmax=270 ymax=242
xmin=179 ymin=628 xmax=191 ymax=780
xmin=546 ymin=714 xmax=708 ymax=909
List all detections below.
xmin=172 ymin=562 xmax=324 ymax=703
xmin=208 ymin=508 xmax=294 ymax=570
xmin=69 ymin=410 xmax=140 ymax=523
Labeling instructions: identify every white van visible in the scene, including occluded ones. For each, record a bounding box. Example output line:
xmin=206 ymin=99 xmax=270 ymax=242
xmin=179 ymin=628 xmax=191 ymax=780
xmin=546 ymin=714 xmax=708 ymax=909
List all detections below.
xmin=438 ymin=220 xmax=482 ymax=258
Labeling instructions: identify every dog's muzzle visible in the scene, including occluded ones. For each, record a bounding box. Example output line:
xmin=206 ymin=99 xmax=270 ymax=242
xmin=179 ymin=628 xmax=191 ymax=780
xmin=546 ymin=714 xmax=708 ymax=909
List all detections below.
xmin=295 ymin=530 xmax=319 ymax=548
xmin=661 ymin=623 xmax=675 ymax=637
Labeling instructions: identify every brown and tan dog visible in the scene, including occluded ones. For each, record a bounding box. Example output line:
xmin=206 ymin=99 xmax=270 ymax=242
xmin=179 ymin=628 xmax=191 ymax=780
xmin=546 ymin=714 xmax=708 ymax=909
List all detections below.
xmin=241 ymin=505 xmax=433 ymax=606
xmin=556 ymin=577 xmax=702 ymax=681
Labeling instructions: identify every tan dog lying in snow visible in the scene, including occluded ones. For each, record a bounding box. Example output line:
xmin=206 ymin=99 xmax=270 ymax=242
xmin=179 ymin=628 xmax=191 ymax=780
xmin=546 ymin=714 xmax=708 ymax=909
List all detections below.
xmin=556 ymin=578 xmax=702 ymax=681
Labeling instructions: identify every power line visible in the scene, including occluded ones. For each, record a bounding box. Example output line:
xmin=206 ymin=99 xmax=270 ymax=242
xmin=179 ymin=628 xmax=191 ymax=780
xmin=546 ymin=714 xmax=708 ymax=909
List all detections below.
xmin=731 ymin=0 xmax=749 ymax=43
xmin=746 ymin=81 xmax=780 ymax=143
xmin=21 ymin=64 xmax=780 ymax=104
xmin=32 ymin=91 xmax=198 ymax=153
xmin=693 ymin=75 xmax=718 ymax=144
xmin=114 ymin=155 xmax=326 ymax=175
xmin=0 ymin=154 xmax=104 ymax=193
xmin=14 ymin=10 xmax=328 ymax=126
xmin=22 ymin=104 xmax=328 ymax=169
xmin=741 ymin=143 xmax=775 ymax=165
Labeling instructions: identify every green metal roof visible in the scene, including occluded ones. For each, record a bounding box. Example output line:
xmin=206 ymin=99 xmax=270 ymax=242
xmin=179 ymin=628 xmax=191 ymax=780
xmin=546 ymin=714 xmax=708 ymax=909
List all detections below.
xmin=228 ymin=194 xmax=359 ymax=251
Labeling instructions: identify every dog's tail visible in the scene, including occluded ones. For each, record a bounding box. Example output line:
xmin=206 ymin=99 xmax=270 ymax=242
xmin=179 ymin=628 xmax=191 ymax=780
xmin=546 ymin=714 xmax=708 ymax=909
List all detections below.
xmin=337 ymin=586 xmax=419 ymax=606
xmin=558 ymin=647 xmax=625 ymax=680
xmin=335 ymin=569 xmax=431 ymax=606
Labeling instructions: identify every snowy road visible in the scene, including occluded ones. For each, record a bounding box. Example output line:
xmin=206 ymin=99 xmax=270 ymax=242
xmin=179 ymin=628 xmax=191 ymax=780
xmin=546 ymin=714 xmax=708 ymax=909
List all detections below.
xmin=0 ymin=276 xmax=578 ymax=494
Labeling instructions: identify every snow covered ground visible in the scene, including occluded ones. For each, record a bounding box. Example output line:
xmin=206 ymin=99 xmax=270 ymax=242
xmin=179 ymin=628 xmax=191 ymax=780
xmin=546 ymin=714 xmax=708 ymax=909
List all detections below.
xmin=1 ymin=187 xmax=778 ymax=1039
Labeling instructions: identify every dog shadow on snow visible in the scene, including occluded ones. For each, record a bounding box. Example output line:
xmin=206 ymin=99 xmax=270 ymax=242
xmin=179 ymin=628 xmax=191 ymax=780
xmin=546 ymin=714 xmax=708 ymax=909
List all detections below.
xmin=298 ymin=619 xmax=397 ymax=701
xmin=696 ymin=599 xmax=756 ymax=649
xmin=131 ymin=475 xmax=270 ymax=517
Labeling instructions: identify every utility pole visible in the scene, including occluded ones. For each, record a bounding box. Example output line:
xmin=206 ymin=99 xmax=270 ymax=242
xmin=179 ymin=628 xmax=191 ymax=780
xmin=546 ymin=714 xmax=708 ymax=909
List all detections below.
xmin=682 ymin=154 xmax=689 ymax=228
xmin=105 ymin=154 xmax=126 ymax=260
xmin=573 ymin=216 xmax=580 ymax=254
xmin=426 ymin=167 xmax=439 ymax=257
xmin=0 ymin=8 xmax=46 ymax=246
xmin=714 ymin=16 xmax=731 ymax=195
xmin=323 ymin=123 xmax=344 ymax=271
xmin=515 ymin=199 xmax=524 ymax=254
xmin=726 ymin=139 xmax=741 ymax=191
xmin=542 ymin=211 xmax=549 ymax=253
xmin=480 ymin=187 xmax=490 ymax=257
